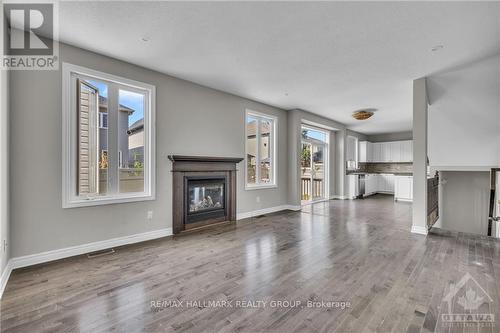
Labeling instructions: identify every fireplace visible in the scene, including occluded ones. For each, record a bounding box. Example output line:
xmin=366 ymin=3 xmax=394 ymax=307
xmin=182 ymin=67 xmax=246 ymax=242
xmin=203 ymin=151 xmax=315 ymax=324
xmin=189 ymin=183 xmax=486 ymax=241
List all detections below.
xmin=169 ymin=155 xmax=243 ymax=234
xmin=186 ymin=177 xmax=226 ymax=223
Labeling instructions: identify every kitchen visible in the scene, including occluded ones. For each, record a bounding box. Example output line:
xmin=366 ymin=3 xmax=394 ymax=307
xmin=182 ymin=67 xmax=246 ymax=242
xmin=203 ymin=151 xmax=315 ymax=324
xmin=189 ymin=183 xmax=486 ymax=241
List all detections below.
xmin=346 ymin=136 xmax=414 ymax=201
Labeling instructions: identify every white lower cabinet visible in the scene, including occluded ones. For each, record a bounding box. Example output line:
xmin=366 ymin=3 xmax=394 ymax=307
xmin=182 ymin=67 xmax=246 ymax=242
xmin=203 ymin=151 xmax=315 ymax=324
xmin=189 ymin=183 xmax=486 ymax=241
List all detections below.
xmin=376 ymin=174 xmax=394 ymax=193
xmin=394 ymin=176 xmax=413 ymax=201
xmin=365 ymin=174 xmax=373 ymax=195
xmin=364 ymin=174 xmax=395 ymax=196
xmin=347 ymin=175 xmax=359 ymax=199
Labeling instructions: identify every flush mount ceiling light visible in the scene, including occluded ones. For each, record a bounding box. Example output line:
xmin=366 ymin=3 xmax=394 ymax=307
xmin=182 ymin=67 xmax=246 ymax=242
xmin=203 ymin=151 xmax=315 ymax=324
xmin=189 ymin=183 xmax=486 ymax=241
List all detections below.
xmin=352 ymin=109 xmax=375 ymax=120
xmin=431 ymin=45 xmax=444 ymax=52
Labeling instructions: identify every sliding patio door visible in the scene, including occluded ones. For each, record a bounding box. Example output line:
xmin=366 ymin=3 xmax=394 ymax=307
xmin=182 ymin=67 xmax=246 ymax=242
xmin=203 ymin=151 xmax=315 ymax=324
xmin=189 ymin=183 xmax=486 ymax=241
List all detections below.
xmin=311 ymin=144 xmax=325 ymax=200
xmin=300 ymin=126 xmax=328 ymax=203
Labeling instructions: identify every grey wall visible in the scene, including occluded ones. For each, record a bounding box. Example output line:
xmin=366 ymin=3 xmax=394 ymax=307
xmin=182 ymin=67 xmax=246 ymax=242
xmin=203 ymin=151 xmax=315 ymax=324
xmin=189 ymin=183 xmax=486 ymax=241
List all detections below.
xmin=427 ymin=54 xmax=500 ymax=167
xmin=346 ymin=129 xmax=368 ymax=141
xmin=426 ymin=54 xmax=500 ymax=236
xmin=435 ymin=171 xmax=489 ymax=235
xmin=9 ymin=43 xmax=290 ymax=257
xmin=335 ymin=130 xmax=347 ymax=198
xmin=412 ymin=78 xmax=428 ymax=233
xmin=1 ymin=70 xmax=9 ymax=274
xmin=366 ymin=131 xmax=412 ymax=142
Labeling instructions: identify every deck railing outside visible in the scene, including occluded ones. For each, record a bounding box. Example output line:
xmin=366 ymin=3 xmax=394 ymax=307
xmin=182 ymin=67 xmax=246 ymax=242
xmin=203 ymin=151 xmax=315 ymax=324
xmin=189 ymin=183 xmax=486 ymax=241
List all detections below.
xmin=301 ymin=177 xmax=323 ymax=201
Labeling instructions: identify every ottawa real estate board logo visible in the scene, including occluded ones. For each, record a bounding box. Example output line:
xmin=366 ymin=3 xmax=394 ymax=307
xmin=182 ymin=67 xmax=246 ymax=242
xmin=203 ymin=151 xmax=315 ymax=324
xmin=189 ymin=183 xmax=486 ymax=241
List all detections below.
xmin=441 ymin=272 xmax=495 ymax=328
xmin=1 ymin=0 xmax=59 ymax=70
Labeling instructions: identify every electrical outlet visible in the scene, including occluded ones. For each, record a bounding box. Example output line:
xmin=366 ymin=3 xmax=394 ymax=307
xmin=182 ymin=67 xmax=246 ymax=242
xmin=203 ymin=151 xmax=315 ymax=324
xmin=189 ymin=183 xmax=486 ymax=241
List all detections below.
xmin=3 ymin=240 xmax=7 ymax=252
xmin=147 ymin=211 xmax=153 ymax=220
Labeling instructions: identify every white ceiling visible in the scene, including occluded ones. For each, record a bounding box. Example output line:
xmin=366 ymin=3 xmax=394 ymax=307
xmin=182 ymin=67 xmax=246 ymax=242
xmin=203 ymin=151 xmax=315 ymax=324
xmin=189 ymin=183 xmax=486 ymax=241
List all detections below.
xmin=58 ymin=1 xmax=500 ymax=134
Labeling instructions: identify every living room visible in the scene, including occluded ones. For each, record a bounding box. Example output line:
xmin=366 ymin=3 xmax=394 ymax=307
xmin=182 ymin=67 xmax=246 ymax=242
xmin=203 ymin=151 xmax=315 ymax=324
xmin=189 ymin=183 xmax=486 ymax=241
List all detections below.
xmin=1 ymin=2 xmax=499 ymax=332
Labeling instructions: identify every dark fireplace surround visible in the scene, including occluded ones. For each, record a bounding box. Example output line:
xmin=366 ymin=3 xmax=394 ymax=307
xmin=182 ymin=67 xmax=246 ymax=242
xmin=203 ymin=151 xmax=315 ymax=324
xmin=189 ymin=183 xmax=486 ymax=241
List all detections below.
xmin=168 ymin=155 xmax=243 ymax=234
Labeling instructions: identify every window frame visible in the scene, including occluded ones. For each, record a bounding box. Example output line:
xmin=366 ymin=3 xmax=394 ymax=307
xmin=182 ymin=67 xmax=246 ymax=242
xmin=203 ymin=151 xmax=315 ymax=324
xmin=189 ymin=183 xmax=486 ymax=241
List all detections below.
xmin=62 ymin=63 xmax=156 ymax=208
xmin=300 ymin=124 xmax=330 ymax=201
xmin=346 ymin=135 xmax=359 ymax=169
xmin=99 ymin=112 xmax=108 ymax=129
xmin=245 ymin=109 xmax=278 ymax=190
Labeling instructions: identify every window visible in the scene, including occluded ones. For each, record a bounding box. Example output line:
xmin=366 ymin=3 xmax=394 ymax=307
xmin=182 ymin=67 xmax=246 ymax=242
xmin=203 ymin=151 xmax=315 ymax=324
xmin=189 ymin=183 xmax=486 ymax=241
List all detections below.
xmin=99 ymin=113 xmax=108 ymax=129
xmin=346 ymin=135 xmax=358 ymax=170
xmin=62 ymin=63 xmax=155 ymax=208
xmin=245 ymin=110 xmax=277 ymax=189
xmin=301 ymin=125 xmax=329 ymax=202
xmin=118 ymin=150 xmax=123 ymax=168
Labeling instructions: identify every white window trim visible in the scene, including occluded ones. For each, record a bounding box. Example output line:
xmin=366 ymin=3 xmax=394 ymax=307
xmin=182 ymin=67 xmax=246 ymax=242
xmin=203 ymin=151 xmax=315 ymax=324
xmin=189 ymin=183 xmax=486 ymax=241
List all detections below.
xmin=99 ymin=112 xmax=108 ymax=129
xmin=62 ymin=62 xmax=156 ymax=208
xmin=118 ymin=150 xmax=123 ymax=168
xmin=245 ymin=109 xmax=278 ymax=190
xmin=347 ymin=135 xmax=359 ymax=168
xmin=301 ymin=124 xmax=330 ymax=201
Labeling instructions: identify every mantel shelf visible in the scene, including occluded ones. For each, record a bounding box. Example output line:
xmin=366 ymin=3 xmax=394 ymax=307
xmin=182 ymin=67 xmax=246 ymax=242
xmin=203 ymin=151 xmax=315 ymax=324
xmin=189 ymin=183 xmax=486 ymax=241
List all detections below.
xmin=168 ymin=155 xmax=244 ymax=164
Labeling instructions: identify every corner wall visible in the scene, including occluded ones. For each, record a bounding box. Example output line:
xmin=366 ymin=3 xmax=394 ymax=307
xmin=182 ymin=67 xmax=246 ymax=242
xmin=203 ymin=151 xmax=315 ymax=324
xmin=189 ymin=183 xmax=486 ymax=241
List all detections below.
xmin=426 ymin=54 xmax=500 ymax=236
xmin=412 ymin=77 xmax=428 ymax=235
xmin=0 ymin=69 xmax=10 ymax=277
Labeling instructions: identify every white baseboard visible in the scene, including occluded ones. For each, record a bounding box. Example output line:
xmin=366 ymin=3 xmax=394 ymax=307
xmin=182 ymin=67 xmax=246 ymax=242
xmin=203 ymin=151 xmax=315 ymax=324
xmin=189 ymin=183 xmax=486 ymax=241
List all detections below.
xmin=0 ymin=260 xmax=13 ymax=299
xmin=395 ymin=198 xmax=413 ymax=203
xmin=331 ymin=195 xmax=348 ymax=200
xmin=9 ymin=228 xmax=172 ymax=271
xmin=287 ymin=205 xmax=302 ymax=211
xmin=411 ymin=225 xmax=428 ymax=235
xmin=237 ymin=205 xmax=301 ymax=220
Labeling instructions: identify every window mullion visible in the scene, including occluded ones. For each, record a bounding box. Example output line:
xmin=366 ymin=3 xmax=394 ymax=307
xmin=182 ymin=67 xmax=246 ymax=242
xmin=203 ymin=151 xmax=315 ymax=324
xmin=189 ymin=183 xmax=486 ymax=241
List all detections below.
xmin=270 ymin=120 xmax=274 ymax=184
xmin=107 ymin=83 xmax=119 ymax=195
xmin=256 ymin=118 xmax=261 ymax=185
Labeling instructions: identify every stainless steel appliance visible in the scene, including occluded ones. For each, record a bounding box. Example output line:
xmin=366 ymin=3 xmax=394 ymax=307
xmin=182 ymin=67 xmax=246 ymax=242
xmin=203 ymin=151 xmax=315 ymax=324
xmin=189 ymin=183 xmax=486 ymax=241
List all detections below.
xmin=357 ymin=174 xmax=365 ymax=199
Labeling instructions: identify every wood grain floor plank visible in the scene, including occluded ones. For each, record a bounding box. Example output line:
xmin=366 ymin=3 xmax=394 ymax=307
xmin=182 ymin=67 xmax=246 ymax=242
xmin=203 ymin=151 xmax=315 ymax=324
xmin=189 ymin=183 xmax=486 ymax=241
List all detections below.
xmin=2 ymin=195 xmax=499 ymax=333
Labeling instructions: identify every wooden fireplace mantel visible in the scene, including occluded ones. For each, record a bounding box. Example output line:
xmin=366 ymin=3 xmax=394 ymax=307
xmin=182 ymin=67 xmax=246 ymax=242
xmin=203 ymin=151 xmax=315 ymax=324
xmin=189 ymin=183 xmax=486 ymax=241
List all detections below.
xmin=168 ymin=155 xmax=243 ymax=173
xmin=168 ymin=155 xmax=244 ymax=164
xmin=169 ymin=155 xmax=243 ymax=234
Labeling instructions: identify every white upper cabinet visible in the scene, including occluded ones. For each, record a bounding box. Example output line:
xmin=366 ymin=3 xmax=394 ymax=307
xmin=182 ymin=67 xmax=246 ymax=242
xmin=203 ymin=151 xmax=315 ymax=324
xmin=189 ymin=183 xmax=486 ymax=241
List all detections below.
xmin=359 ymin=140 xmax=412 ymax=163
xmin=358 ymin=140 xmax=412 ymax=163
xmin=389 ymin=142 xmax=401 ymax=162
xmin=400 ymin=140 xmax=413 ymax=162
xmin=381 ymin=144 xmax=390 ymax=162
xmin=372 ymin=143 xmax=382 ymax=162
xmin=346 ymin=136 xmax=358 ymax=162
xmin=359 ymin=141 xmax=368 ymax=163
xmin=367 ymin=142 xmax=374 ymax=162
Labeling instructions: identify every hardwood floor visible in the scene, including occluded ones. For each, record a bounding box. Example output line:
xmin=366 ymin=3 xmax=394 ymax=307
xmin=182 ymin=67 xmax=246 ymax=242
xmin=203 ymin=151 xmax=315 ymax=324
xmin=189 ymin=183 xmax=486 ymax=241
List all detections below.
xmin=2 ymin=194 xmax=500 ymax=332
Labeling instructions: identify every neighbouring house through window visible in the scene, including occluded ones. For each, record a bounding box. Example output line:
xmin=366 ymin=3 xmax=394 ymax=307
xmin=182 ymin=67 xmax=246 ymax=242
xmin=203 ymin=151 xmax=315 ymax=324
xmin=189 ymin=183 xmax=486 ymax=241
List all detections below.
xmin=62 ymin=63 xmax=156 ymax=207
xmin=99 ymin=112 xmax=108 ymax=129
xmin=245 ymin=110 xmax=277 ymax=188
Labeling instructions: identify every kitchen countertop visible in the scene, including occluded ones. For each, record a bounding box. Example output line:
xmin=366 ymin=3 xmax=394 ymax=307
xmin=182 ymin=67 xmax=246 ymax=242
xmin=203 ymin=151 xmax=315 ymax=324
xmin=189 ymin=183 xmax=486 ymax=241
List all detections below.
xmin=346 ymin=172 xmax=437 ymax=179
xmin=346 ymin=171 xmax=413 ymax=176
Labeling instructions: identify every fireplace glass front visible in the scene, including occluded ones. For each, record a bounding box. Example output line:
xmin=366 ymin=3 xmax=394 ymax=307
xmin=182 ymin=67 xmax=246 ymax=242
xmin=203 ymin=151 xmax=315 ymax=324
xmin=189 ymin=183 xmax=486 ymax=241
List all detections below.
xmin=187 ymin=179 xmax=225 ymax=215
